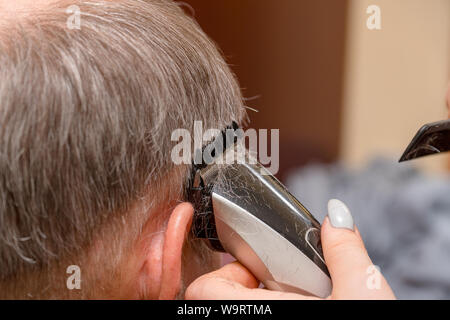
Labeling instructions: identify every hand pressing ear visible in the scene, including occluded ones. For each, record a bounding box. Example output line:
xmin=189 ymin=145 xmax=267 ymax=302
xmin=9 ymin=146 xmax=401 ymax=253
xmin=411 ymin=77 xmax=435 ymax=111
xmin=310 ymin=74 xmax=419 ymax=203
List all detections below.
xmin=185 ymin=199 xmax=396 ymax=300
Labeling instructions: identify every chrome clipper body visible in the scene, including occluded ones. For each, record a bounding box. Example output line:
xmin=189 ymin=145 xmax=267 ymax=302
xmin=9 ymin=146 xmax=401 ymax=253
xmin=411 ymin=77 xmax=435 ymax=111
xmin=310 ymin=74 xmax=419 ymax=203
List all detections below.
xmin=187 ymin=122 xmax=331 ymax=297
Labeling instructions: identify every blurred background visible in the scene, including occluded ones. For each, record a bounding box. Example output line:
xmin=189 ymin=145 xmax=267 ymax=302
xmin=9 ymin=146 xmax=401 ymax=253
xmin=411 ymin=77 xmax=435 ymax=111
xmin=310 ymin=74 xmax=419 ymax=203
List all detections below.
xmin=184 ymin=0 xmax=449 ymax=177
xmin=183 ymin=0 xmax=450 ymax=299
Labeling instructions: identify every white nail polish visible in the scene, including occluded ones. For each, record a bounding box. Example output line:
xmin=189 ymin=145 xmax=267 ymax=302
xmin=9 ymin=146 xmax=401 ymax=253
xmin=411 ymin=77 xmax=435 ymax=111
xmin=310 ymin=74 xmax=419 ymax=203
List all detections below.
xmin=327 ymin=199 xmax=354 ymax=231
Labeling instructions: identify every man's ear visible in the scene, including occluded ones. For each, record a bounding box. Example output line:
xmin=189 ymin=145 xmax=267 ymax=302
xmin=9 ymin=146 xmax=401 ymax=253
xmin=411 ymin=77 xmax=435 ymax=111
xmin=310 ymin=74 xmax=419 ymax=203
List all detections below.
xmin=141 ymin=202 xmax=194 ymax=299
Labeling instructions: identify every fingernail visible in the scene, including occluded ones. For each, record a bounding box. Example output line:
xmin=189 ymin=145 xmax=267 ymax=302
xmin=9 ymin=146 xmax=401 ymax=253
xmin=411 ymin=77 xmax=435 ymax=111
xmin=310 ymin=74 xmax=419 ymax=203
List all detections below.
xmin=327 ymin=199 xmax=354 ymax=231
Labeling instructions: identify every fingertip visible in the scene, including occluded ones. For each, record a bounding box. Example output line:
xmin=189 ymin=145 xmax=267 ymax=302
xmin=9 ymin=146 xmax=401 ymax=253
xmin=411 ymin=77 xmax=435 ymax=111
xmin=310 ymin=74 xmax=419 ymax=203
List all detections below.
xmin=321 ymin=216 xmax=365 ymax=253
xmin=327 ymin=199 xmax=354 ymax=231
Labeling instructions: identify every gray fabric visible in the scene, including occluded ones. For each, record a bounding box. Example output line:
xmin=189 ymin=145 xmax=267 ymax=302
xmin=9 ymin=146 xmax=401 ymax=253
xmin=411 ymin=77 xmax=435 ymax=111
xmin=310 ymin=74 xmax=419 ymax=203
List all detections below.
xmin=285 ymin=157 xmax=450 ymax=299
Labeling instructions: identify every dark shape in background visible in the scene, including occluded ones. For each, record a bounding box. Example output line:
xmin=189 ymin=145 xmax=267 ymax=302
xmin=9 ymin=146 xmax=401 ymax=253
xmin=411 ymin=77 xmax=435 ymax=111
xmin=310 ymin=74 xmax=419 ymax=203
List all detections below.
xmin=399 ymin=120 xmax=450 ymax=162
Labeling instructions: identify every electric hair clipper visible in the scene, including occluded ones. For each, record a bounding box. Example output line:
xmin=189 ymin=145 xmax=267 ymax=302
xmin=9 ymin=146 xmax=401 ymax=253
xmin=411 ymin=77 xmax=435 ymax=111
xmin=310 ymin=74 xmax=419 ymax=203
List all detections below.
xmin=187 ymin=122 xmax=332 ymax=298
xmin=399 ymin=119 xmax=450 ymax=162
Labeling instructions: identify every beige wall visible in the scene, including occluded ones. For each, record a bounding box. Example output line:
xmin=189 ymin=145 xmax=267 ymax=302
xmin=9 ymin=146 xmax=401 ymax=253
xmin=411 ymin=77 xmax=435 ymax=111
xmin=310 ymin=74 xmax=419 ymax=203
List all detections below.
xmin=341 ymin=0 xmax=450 ymax=173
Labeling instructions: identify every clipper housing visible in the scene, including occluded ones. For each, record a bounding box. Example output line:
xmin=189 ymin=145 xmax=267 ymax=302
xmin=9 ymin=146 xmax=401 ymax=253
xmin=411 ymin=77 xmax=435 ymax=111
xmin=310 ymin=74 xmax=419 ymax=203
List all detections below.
xmin=187 ymin=122 xmax=332 ymax=298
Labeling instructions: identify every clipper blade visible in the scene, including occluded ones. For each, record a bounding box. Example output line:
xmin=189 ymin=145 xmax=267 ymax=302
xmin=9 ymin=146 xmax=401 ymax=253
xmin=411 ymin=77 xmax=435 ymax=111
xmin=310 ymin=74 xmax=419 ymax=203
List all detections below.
xmin=186 ymin=121 xmax=241 ymax=251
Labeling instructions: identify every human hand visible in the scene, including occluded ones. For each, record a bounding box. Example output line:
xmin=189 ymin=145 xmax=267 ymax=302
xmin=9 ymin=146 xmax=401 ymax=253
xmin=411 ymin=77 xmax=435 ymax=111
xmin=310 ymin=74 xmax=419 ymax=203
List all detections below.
xmin=185 ymin=199 xmax=396 ymax=300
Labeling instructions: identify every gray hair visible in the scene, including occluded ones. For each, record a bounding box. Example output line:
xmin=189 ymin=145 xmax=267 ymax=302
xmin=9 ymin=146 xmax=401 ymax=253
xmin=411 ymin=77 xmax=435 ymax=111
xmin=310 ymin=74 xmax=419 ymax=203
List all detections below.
xmin=0 ymin=0 xmax=245 ymax=295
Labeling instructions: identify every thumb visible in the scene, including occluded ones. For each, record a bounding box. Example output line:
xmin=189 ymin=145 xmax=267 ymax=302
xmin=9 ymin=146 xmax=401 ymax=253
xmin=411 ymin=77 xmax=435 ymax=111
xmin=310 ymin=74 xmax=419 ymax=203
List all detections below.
xmin=321 ymin=199 xmax=395 ymax=299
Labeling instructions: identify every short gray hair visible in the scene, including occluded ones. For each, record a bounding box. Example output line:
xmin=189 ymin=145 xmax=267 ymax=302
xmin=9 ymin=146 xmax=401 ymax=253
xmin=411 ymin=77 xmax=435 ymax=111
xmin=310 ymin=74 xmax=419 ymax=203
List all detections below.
xmin=0 ymin=0 xmax=245 ymax=295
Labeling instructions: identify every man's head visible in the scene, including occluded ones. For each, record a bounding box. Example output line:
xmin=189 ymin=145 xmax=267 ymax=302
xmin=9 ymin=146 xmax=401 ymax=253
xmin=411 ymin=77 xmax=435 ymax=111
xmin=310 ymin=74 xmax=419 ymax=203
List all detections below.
xmin=0 ymin=0 xmax=245 ymax=298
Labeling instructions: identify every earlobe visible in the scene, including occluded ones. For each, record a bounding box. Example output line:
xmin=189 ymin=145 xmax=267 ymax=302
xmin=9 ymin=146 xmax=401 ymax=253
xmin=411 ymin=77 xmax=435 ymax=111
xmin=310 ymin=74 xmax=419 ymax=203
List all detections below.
xmin=158 ymin=202 xmax=194 ymax=299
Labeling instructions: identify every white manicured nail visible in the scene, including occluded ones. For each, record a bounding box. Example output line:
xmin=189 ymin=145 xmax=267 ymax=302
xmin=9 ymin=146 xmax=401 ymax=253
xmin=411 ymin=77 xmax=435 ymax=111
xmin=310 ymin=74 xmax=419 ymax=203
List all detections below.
xmin=327 ymin=199 xmax=354 ymax=231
